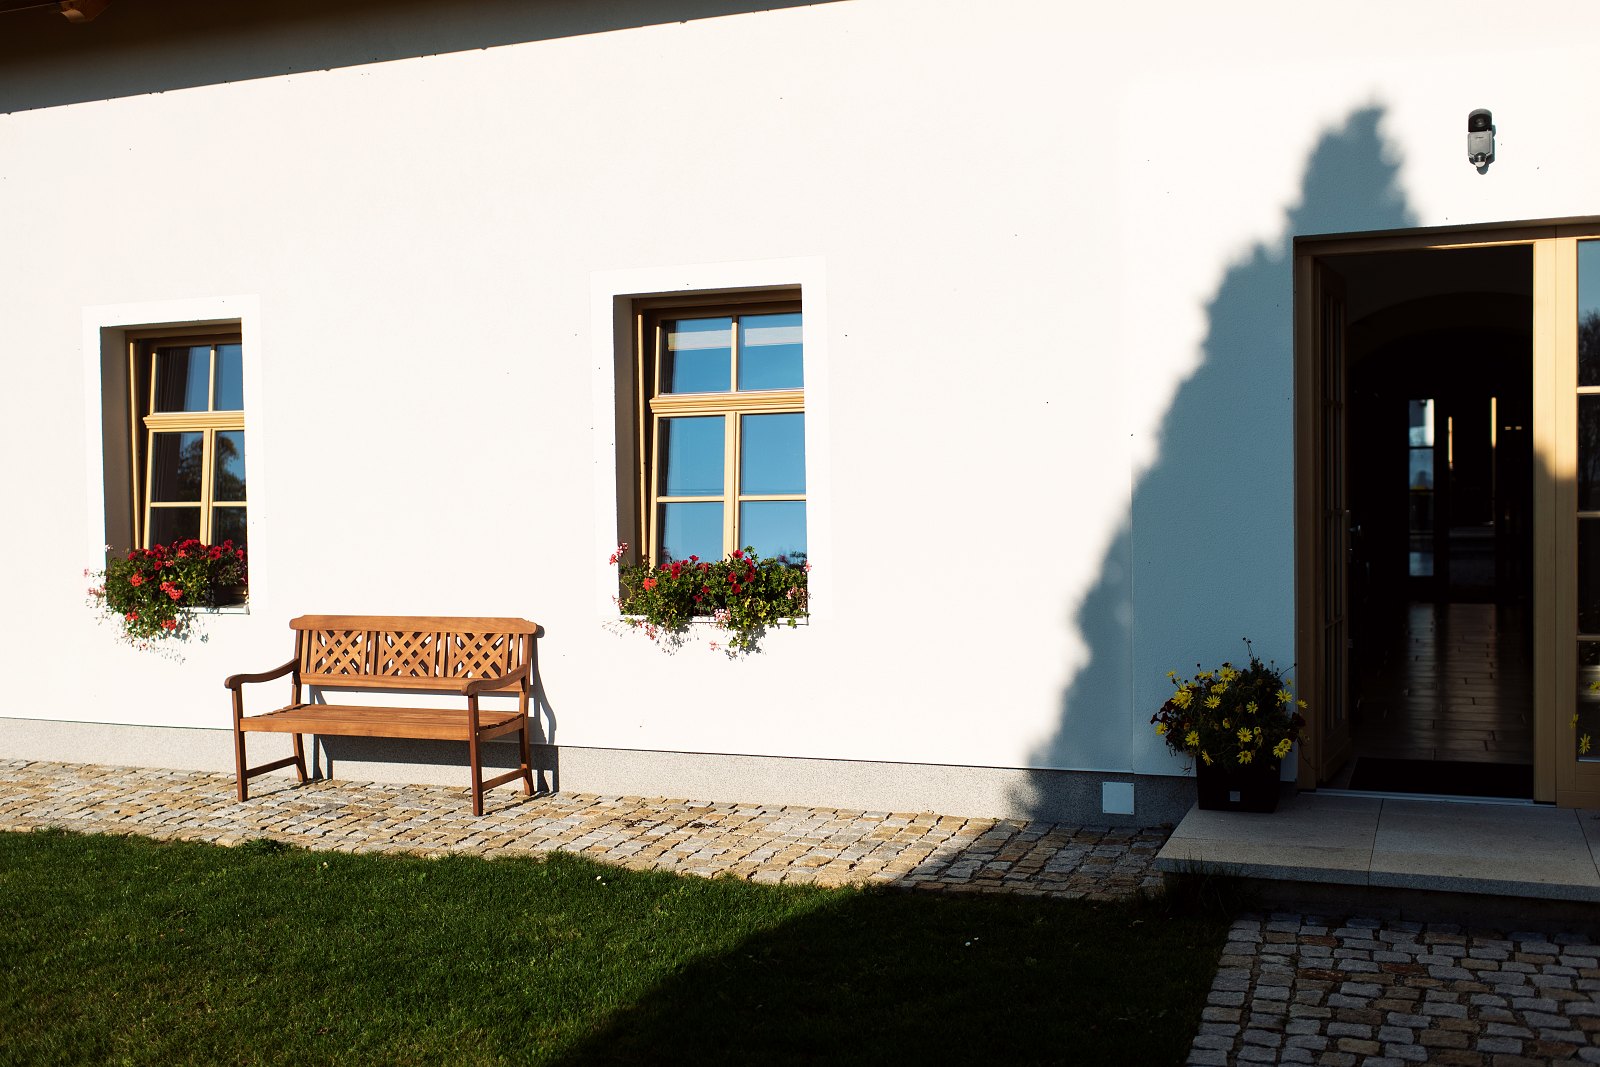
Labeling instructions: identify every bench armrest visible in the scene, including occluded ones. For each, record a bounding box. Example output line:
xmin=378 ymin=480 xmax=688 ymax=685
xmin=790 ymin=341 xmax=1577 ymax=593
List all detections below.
xmin=462 ymin=662 xmax=530 ymax=697
xmin=224 ymin=658 xmax=299 ymax=691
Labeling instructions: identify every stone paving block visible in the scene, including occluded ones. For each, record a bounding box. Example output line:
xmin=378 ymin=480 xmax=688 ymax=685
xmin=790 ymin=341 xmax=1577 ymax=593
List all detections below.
xmin=1477 ymin=1036 xmax=1523 ymax=1054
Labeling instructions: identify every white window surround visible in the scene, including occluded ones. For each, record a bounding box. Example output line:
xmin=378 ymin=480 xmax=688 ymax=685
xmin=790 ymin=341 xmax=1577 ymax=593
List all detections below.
xmin=81 ymin=295 xmax=268 ymax=618
xmin=590 ymin=258 xmax=831 ymax=622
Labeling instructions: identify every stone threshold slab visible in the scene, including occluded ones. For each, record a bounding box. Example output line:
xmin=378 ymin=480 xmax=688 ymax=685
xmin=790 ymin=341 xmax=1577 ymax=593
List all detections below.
xmin=1155 ymin=791 xmax=1600 ymax=903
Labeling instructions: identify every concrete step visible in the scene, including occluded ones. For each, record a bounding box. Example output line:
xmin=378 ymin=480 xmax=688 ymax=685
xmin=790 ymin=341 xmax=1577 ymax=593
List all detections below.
xmin=1156 ymin=791 xmax=1600 ymax=927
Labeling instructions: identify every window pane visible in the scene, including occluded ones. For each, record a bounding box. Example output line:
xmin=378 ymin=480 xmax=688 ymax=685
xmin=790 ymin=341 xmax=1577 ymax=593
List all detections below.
xmin=149 ymin=432 xmax=204 ymax=501
xmin=739 ymin=501 xmax=806 ymax=559
xmin=661 ymin=317 xmax=732 ymax=394
xmin=660 ymin=416 xmax=724 ymax=496
xmin=1581 ymin=241 xmax=1600 ymax=387
xmin=659 ymin=502 xmax=722 ymax=563
xmin=1407 ymin=399 xmax=1434 ymax=447
xmin=738 ymin=312 xmax=803 ymax=391
xmin=740 ymin=413 xmax=806 ymax=494
xmin=212 ymin=506 xmax=247 ymax=550
xmin=1583 ymin=395 xmax=1600 ymax=512
xmin=1408 ymin=449 xmax=1434 ymax=490
xmin=1581 ymin=641 xmax=1600 ymax=761
xmin=148 ymin=507 xmax=201 ymax=546
xmin=153 ymin=346 xmax=211 ymax=412
xmin=1583 ymin=520 xmax=1600 ymax=635
xmin=214 ymin=343 xmax=244 ymax=410
xmin=214 ymin=430 xmax=247 ymax=501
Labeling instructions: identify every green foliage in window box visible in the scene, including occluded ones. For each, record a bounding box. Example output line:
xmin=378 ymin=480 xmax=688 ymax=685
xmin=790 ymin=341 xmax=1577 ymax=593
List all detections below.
xmin=1150 ymin=640 xmax=1306 ymax=772
xmin=87 ymin=539 xmax=247 ymax=643
xmin=611 ymin=544 xmax=808 ymax=653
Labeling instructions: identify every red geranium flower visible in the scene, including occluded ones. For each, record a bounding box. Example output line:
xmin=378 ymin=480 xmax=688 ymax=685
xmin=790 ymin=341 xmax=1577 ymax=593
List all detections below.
xmin=160 ymin=619 xmax=178 ymax=631
xmin=642 ymin=577 xmax=657 ymax=591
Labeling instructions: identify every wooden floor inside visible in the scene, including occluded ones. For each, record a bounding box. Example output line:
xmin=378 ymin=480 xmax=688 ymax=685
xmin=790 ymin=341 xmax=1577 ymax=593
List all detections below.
xmin=1331 ymin=600 xmax=1533 ymax=790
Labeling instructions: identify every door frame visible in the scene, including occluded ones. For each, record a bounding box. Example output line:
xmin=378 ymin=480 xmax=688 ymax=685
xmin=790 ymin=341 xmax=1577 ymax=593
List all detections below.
xmin=1294 ymin=217 xmax=1600 ymax=806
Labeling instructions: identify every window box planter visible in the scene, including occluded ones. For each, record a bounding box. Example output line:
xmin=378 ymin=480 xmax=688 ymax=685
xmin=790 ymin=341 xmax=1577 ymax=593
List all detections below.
xmin=609 ymin=545 xmax=808 ymax=653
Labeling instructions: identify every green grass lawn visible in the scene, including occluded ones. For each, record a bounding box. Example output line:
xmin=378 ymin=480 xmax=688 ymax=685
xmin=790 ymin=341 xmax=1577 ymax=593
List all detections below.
xmin=0 ymin=829 xmax=1228 ymax=1066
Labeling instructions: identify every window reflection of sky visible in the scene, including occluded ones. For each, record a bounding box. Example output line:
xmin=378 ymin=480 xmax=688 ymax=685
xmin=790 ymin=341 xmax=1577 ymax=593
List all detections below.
xmin=740 ymin=500 xmax=805 ymax=558
xmin=661 ymin=502 xmax=721 ymax=562
xmin=215 ymin=343 xmax=244 ymax=410
xmin=661 ymin=417 xmax=723 ymax=496
xmin=741 ymin=413 xmax=805 ymax=494
xmin=738 ymin=312 xmax=803 ymax=390
xmin=663 ymin=318 xmax=732 ymax=393
xmin=1581 ymin=242 xmax=1600 ymax=318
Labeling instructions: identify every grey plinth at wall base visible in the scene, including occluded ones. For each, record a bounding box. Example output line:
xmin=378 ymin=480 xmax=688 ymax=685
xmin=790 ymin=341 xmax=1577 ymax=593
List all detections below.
xmin=0 ymin=717 xmax=1194 ymax=826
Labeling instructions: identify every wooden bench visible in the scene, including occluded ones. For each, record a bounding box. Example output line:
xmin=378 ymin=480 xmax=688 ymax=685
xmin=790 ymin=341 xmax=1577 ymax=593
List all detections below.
xmin=227 ymin=615 xmax=540 ymax=815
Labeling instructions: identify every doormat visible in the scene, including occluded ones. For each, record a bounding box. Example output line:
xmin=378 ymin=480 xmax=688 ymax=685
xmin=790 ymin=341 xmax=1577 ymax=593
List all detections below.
xmin=1345 ymin=758 xmax=1533 ymax=799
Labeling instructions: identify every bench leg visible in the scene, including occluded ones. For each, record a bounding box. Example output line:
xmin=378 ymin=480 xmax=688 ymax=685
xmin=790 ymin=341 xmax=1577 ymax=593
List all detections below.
xmin=468 ymin=722 xmax=484 ymax=817
xmin=234 ymin=725 xmax=249 ymax=802
xmin=292 ymin=733 xmax=309 ymax=784
xmin=519 ymin=720 xmax=534 ymax=796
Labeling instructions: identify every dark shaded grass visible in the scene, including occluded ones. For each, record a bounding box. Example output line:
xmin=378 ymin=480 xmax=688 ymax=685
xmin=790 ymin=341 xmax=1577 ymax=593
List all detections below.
xmin=0 ymin=829 xmax=1228 ymax=1066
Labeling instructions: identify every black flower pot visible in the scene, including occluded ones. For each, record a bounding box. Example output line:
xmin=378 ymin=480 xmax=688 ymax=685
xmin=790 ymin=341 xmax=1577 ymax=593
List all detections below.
xmin=1195 ymin=757 xmax=1282 ymax=813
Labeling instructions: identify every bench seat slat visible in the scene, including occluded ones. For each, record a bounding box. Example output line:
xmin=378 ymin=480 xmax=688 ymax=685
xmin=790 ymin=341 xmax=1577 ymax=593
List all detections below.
xmin=239 ymin=704 xmax=523 ymax=742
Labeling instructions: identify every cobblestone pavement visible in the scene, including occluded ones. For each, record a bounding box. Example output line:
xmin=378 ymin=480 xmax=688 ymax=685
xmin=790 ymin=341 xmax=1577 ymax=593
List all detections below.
xmin=0 ymin=760 xmax=1164 ymax=899
xmin=1192 ymin=913 xmax=1600 ymax=1067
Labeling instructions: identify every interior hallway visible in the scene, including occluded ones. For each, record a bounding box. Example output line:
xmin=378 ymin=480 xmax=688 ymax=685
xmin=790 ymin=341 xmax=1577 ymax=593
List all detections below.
xmin=1330 ymin=601 xmax=1533 ymax=795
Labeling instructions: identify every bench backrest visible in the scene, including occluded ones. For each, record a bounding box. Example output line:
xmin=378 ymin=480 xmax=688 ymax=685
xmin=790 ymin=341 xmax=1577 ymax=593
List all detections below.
xmin=290 ymin=615 xmax=539 ymax=693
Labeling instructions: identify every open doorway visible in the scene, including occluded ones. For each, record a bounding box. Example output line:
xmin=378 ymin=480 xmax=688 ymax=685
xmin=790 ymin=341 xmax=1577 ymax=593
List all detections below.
xmin=1319 ymin=245 xmax=1534 ymax=798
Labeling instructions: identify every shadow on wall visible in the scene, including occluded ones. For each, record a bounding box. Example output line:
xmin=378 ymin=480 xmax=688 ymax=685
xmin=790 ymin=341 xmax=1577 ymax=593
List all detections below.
xmin=1013 ymin=106 xmax=1418 ymax=823
xmin=0 ymin=0 xmax=845 ymax=113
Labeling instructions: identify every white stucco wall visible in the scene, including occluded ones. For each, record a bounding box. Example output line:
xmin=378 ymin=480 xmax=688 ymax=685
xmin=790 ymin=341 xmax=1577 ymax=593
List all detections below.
xmin=3 ymin=0 xmax=1598 ymax=806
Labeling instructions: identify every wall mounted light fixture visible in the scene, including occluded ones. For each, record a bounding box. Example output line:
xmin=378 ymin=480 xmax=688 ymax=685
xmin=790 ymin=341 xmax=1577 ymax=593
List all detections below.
xmin=1468 ymin=109 xmax=1495 ymax=172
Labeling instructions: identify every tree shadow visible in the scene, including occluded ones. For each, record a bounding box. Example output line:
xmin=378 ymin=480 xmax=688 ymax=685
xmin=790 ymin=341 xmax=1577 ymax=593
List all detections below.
xmin=1015 ymin=106 xmax=1418 ymax=822
xmin=0 ymin=0 xmax=847 ymax=113
xmin=553 ymin=887 xmax=1226 ymax=1067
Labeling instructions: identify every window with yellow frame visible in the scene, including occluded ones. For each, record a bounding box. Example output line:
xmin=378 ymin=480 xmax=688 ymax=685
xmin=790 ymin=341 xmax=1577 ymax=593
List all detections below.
xmin=635 ymin=295 xmax=805 ymax=565
xmin=128 ymin=333 xmax=249 ymax=554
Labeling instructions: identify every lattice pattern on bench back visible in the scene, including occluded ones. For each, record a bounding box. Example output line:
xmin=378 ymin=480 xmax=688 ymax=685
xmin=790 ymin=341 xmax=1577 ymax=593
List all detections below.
xmin=292 ymin=615 xmax=538 ymax=691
